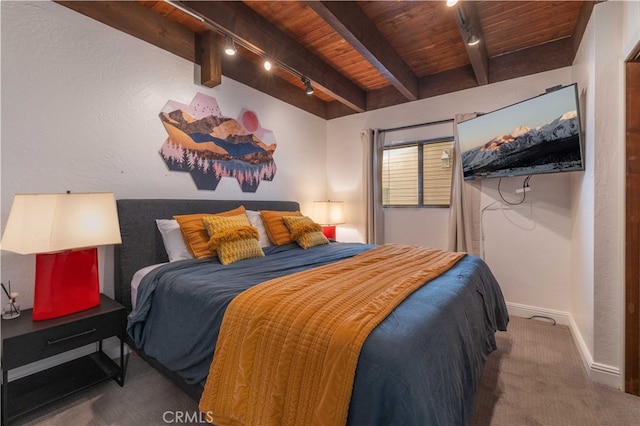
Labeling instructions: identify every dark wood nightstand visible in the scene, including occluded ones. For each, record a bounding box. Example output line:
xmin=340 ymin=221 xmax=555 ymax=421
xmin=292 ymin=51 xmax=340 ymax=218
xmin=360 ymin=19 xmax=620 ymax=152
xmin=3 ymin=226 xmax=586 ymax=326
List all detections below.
xmin=1 ymin=294 xmax=127 ymax=425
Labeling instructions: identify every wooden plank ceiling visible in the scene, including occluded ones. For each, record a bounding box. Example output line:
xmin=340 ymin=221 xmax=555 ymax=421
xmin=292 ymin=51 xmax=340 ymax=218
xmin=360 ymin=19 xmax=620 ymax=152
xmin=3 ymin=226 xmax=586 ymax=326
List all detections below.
xmin=57 ymin=1 xmax=595 ymax=120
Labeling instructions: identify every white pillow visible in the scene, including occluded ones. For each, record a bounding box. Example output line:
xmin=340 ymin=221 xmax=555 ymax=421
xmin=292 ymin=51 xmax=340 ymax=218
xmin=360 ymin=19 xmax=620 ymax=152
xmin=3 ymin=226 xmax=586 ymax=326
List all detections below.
xmin=156 ymin=219 xmax=193 ymax=262
xmin=246 ymin=210 xmax=273 ymax=248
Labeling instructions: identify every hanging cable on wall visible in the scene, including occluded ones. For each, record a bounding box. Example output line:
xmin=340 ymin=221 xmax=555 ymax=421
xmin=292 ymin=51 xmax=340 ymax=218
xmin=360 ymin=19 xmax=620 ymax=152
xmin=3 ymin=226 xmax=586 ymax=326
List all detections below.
xmin=481 ymin=175 xmax=534 ymax=259
xmin=480 ymin=200 xmax=501 ymax=260
xmin=497 ymin=175 xmax=532 ymax=206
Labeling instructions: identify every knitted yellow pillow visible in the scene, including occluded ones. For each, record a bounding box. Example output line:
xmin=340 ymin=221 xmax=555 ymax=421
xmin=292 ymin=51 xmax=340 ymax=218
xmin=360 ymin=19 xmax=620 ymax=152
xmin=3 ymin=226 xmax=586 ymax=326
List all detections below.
xmin=174 ymin=206 xmax=246 ymax=258
xmin=260 ymin=210 xmax=302 ymax=245
xmin=282 ymin=215 xmax=329 ymax=249
xmin=203 ymin=214 xmax=264 ymax=265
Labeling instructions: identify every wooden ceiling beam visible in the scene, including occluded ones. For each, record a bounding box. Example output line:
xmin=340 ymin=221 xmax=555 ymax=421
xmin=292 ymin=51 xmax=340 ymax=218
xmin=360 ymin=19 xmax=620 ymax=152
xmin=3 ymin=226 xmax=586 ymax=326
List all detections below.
xmin=306 ymin=1 xmax=418 ymax=101
xmin=419 ymin=66 xmax=479 ymax=100
xmin=326 ymin=101 xmax=360 ymax=120
xmin=454 ymin=2 xmax=489 ymax=86
xmin=489 ymin=38 xmax=573 ymax=84
xmin=182 ymin=1 xmax=366 ymax=113
xmin=56 ymin=1 xmax=196 ymax=63
xmin=366 ymin=66 xmax=478 ymax=112
xmin=56 ymin=1 xmax=328 ymax=119
xmin=199 ymin=31 xmax=222 ymax=88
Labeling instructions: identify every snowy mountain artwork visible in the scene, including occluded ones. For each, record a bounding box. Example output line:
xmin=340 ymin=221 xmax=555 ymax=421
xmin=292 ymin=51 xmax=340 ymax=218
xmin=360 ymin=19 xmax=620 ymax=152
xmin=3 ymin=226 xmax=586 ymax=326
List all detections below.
xmin=458 ymin=84 xmax=584 ymax=180
xmin=158 ymin=93 xmax=277 ymax=192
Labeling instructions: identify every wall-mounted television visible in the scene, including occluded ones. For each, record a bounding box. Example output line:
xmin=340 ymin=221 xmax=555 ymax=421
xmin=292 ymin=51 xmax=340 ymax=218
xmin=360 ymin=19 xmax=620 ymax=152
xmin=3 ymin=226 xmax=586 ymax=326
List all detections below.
xmin=457 ymin=83 xmax=584 ymax=180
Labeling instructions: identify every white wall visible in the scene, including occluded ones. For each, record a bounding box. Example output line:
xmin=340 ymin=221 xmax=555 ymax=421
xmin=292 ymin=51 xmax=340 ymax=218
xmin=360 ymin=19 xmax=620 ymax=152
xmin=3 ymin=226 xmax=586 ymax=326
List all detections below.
xmin=623 ymin=0 xmax=640 ymax=58
xmin=570 ymin=5 xmax=597 ymax=380
xmin=0 ymin=1 xmax=328 ymax=306
xmin=570 ymin=0 xmax=640 ymax=388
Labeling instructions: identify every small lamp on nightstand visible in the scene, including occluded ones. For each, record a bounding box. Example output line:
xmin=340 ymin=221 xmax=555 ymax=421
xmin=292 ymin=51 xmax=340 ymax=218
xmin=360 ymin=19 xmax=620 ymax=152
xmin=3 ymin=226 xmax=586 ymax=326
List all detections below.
xmin=0 ymin=192 xmax=122 ymax=320
xmin=312 ymin=200 xmax=345 ymax=240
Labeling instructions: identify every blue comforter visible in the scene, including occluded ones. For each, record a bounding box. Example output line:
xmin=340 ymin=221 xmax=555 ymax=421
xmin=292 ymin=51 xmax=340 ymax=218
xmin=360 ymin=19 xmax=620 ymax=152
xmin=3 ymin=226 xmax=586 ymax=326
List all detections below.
xmin=128 ymin=242 xmax=508 ymax=425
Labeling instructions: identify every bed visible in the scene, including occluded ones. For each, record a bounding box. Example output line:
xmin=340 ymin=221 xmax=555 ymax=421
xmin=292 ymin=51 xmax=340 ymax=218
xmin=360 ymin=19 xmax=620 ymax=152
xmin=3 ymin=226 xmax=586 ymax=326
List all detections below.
xmin=115 ymin=199 xmax=509 ymax=425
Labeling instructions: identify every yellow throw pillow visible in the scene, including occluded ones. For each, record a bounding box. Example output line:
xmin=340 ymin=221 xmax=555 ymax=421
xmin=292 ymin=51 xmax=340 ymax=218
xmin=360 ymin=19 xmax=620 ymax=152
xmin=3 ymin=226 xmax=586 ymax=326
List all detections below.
xmin=174 ymin=206 xmax=246 ymax=258
xmin=260 ymin=210 xmax=302 ymax=245
xmin=282 ymin=215 xmax=329 ymax=249
xmin=203 ymin=214 xmax=264 ymax=265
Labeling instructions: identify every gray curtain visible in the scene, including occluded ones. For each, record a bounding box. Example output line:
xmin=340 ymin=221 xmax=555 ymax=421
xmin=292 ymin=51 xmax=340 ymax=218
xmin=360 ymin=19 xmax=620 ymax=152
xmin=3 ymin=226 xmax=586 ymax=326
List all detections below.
xmin=448 ymin=113 xmax=482 ymax=255
xmin=362 ymin=129 xmax=384 ymax=244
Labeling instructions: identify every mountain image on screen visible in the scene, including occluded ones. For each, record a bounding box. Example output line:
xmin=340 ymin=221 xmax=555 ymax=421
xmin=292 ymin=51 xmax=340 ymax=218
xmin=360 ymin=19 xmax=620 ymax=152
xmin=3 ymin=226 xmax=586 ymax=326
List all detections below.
xmin=461 ymin=110 xmax=582 ymax=179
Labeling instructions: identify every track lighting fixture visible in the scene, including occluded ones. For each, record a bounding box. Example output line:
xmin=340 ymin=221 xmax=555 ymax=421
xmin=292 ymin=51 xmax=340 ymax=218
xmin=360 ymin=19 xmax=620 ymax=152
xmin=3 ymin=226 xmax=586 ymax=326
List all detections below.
xmin=446 ymin=0 xmax=458 ymax=7
xmin=301 ymin=77 xmax=314 ymax=95
xmin=165 ymin=1 xmax=316 ymax=94
xmin=164 ymin=0 xmax=205 ymax=22
xmin=224 ymin=35 xmax=237 ymax=56
xmin=467 ymin=33 xmax=480 ymax=46
xmin=455 ymin=7 xmax=481 ymax=47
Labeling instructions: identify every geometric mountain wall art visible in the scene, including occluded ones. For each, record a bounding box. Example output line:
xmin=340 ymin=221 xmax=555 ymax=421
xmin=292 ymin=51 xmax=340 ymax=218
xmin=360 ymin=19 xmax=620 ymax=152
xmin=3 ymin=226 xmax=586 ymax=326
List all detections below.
xmin=158 ymin=92 xmax=277 ymax=192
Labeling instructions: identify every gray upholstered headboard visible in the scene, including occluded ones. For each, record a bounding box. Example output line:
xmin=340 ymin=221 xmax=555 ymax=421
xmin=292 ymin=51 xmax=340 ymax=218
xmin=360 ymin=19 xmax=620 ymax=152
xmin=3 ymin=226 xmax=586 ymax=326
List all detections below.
xmin=114 ymin=199 xmax=300 ymax=311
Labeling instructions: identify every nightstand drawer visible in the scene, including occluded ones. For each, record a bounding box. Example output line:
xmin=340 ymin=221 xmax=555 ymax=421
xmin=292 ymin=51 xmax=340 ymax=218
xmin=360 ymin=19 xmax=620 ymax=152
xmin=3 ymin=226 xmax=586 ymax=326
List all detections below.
xmin=1 ymin=295 xmax=127 ymax=371
xmin=3 ymin=309 xmax=126 ymax=369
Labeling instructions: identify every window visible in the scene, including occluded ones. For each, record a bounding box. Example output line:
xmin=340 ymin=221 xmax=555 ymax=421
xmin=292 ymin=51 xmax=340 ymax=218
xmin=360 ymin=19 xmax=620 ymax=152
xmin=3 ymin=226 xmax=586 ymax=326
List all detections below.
xmin=382 ymin=138 xmax=454 ymax=207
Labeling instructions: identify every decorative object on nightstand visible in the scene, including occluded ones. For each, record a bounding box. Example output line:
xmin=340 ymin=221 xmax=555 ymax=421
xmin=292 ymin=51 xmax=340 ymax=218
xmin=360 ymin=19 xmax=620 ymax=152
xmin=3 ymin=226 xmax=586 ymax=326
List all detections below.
xmin=0 ymin=192 xmax=122 ymax=320
xmin=1 ymin=282 xmax=20 ymax=320
xmin=312 ymin=200 xmax=345 ymax=240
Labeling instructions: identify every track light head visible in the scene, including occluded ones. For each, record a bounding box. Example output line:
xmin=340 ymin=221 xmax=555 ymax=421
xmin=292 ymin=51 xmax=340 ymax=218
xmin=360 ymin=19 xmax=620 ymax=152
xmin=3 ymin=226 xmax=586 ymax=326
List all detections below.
xmin=224 ymin=35 xmax=237 ymax=56
xmin=301 ymin=77 xmax=314 ymax=95
xmin=446 ymin=0 xmax=458 ymax=6
xmin=467 ymin=33 xmax=480 ymax=46
xmin=264 ymin=60 xmax=273 ymax=71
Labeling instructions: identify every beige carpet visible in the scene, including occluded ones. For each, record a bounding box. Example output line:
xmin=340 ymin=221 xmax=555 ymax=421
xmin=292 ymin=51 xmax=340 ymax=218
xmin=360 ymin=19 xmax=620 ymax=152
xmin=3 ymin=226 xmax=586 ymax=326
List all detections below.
xmin=472 ymin=316 xmax=640 ymax=425
xmin=14 ymin=316 xmax=640 ymax=425
xmin=18 ymin=354 xmax=199 ymax=425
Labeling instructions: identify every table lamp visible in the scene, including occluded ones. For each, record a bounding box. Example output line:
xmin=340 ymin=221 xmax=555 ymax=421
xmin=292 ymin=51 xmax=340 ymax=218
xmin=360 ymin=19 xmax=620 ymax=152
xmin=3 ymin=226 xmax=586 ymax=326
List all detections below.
xmin=0 ymin=192 xmax=122 ymax=320
xmin=312 ymin=200 xmax=345 ymax=240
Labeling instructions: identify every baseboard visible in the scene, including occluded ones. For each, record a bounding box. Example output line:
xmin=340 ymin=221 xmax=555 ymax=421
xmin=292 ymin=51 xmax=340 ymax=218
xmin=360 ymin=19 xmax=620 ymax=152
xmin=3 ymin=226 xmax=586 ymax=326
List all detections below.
xmin=566 ymin=314 xmax=622 ymax=389
xmin=507 ymin=302 xmax=622 ymax=390
xmin=506 ymin=301 xmax=571 ymax=326
xmin=5 ymin=336 xmax=129 ymax=382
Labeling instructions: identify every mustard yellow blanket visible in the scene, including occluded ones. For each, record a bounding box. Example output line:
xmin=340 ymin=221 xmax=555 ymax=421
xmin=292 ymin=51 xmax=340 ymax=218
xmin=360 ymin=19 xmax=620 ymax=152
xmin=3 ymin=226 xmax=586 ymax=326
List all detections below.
xmin=199 ymin=244 xmax=465 ymax=426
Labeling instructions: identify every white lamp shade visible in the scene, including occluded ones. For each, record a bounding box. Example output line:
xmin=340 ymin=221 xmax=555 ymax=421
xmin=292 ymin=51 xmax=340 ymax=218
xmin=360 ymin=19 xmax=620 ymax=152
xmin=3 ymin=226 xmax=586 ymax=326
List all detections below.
xmin=1 ymin=193 xmax=122 ymax=254
xmin=312 ymin=201 xmax=345 ymax=225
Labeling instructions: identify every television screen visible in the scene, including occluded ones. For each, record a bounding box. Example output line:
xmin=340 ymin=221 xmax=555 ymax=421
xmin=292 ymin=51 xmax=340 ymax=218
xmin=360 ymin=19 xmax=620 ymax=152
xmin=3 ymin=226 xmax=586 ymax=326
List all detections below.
xmin=458 ymin=83 xmax=584 ymax=180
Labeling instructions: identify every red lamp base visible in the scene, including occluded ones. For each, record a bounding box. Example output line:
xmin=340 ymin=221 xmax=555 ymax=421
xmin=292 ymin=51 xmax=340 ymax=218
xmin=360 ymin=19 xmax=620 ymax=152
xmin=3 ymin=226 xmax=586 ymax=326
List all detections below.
xmin=321 ymin=225 xmax=336 ymax=240
xmin=33 ymin=248 xmax=100 ymax=321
